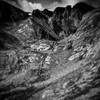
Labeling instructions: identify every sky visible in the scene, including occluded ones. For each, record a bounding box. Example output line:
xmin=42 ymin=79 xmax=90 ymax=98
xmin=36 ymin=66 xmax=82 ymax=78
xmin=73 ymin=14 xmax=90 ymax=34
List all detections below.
xmin=6 ymin=0 xmax=100 ymax=12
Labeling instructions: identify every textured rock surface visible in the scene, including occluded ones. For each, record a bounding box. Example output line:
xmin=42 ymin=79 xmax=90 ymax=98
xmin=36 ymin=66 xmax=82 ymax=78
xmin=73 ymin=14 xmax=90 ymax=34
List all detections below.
xmin=0 ymin=1 xmax=100 ymax=100
xmin=0 ymin=0 xmax=29 ymax=27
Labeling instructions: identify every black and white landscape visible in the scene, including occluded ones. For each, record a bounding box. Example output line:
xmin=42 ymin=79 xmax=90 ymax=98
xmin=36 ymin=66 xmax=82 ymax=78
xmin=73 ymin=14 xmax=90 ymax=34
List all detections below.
xmin=0 ymin=0 xmax=100 ymax=100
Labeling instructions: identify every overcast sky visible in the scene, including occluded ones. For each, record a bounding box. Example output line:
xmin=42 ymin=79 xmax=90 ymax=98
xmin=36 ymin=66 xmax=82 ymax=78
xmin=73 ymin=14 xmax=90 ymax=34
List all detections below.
xmin=6 ymin=0 xmax=100 ymax=12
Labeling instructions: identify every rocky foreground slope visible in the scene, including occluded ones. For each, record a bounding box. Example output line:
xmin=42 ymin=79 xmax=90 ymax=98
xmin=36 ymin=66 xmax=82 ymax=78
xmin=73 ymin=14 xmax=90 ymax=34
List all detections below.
xmin=0 ymin=1 xmax=100 ymax=100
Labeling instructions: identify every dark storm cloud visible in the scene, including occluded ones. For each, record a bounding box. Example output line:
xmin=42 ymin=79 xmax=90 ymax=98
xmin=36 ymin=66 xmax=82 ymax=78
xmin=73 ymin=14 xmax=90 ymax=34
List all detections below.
xmin=6 ymin=0 xmax=18 ymax=4
xmin=3 ymin=0 xmax=100 ymax=12
xmin=6 ymin=0 xmax=65 ymax=11
xmin=29 ymin=0 xmax=62 ymax=3
xmin=29 ymin=0 xmax=62 ymax=6
xmin=5 ymin=0 xmax=100 ymax=8
xmin=84 ymin=0 xmax=100 ymax=7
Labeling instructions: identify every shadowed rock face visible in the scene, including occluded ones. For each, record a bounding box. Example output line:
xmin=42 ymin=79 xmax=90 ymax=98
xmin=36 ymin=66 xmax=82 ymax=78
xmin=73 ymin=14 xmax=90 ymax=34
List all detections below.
xmin=0 ymin=1 xmax=100 ymax=100
xmin=42 ymin=9 xmax=53 ymax=18
xmin=50 ymin=2 xmax=94 ymax=37
xmin=63 ymin=2 xmax=94 ymax=36
xmin=0 ymin=1 xmax=29 ymax=26
xmin=70 ymin=2 xmax=94 ymax=30
xmin=32 ymin=9 xmax=48 ymax=21
xmin=0 ymin=31 xmax=22 ymax=50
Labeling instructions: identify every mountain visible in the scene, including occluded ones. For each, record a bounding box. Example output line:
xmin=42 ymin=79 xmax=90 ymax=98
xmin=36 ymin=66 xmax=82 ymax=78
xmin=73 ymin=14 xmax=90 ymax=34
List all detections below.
xmin=0 ymin=0 xmax=29 ymax=26
xmin=62 ymin=2 xmax=94 ymax=36
xmin=0 ymin=1 xmax=100 ymax=100
xmin=70 ymin=2 xmax=94 ymax=28
xmin=42 ymin=9 xmax=53 ymax=18
xmin=32 ymin=9 xmax=60 ymax=40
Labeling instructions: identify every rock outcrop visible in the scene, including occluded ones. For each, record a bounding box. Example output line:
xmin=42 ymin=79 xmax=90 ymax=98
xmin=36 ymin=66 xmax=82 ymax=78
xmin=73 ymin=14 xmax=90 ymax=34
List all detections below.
xmin=42 ymin=9 xmax=53 ymax=18
xmin=0 ymin=0 xmax=29 ymax=27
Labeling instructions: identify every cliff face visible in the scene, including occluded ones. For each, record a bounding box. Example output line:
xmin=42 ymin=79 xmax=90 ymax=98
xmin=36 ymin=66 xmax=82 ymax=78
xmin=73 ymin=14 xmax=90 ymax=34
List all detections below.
xmin=0 ymin=1 xmax=100 ymax=100
xmin=0 ymin=1 xmax=29 ymax=25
